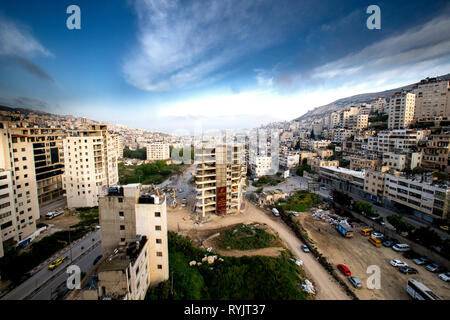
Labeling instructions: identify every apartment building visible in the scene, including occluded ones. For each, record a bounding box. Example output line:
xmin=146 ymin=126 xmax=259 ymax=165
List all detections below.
xmin=146 ymin=142 xmax=170 ymax=161
xmin=0 ymin=122 xmax=40 ymax=244
xmin=371 ymin=98 xmax=387 ymax=114
xmin=307 ymin=158 xmax=339 ymax=172
xmin=250 ymin=156 xmax=273 ymax=177
xmin=364 ymin=168 xmax=388 ymax=203
xmin=384 ymin=173 xmax=450 ymax=223
xmin=194 ymin=144 xmax=246 ymax=217
xmin=279 ymin=152 xmax=300 ymax=169
xmin=319 ymin=166 xmax=366 ymax=196
xmin=418 ymin=133 xmax=450 ymax=174
xmin=368 ymin=130 xmax=428 ymax=154
xmin=6 ymin=123 xmax=66 ymax=206
xmin=0 ymin=170 xmax=15 ymax=258
xmin=94 ymin=184 xmax=169 ymax=299
xmin=332 ymin=128 xmax=355 ymax=142
xmin=300 ymin=151 xmax=318 ymax=163
xmin=308 ymin=140 xmax=331 ymax=150
xmin=413 ymin=78 xmax=450 ymax=121
xmin=340 ymin=106 xmax=359 ymax=127
xmin=328 ymin=112 xmax=341 ymax=129
xmin=382 ymin=152 xmax=421 ymax=171
xmin=388 ymin=92 xmax=415 ymax=129
xmin=349 ymin=158 xmax=380 ymax=171
xmin=314 ymin=148 xmax=333 ymax=159
xmin=63 ymin=125 xmax=118 ymax=208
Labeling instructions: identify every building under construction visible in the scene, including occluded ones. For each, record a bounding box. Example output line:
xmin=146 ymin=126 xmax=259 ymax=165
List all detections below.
xmin=194 ymin=143 xmax=246 ymax=217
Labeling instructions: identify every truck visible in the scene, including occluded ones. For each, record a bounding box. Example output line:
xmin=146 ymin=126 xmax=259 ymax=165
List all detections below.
xmin=336 ymin=222 xmax=354 ymax=238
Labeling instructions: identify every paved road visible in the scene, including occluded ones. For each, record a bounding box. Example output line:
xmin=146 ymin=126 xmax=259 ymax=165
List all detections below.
xmin=30 ymin=243 xmax=102 ymax=300
xmin=158 ymin=164 xmax=196 ymax=208
xmin=39 ymin=198 xmax=67 ymax=216
xmin=2 ymin=230 xmax=102 ymax=300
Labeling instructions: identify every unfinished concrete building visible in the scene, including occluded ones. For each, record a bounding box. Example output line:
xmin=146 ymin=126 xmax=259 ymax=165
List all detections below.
xmin=194 ymin=144 xmax=246 ymax=217
xmin=97 ymin=184 xmax=169 ymax=300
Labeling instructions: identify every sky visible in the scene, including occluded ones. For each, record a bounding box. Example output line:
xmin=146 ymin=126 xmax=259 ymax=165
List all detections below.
xmin=0 ymin=0 xmax=450 ymax=133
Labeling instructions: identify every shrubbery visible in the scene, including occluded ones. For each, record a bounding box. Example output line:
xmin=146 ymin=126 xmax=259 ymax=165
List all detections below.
xmin=280 ymin=190 xmax=318 ymax=212
xmin=118 ymin=161 xmax=182 ymax=185
xmin=146 ymin=232 xmax=309 ymax=300
xmin=219 ymin=224 xmax=277 ymax=250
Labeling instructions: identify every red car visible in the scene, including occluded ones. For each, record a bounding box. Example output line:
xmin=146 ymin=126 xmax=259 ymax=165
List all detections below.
xmin=337 ymin=264 xmax=351 ymax=276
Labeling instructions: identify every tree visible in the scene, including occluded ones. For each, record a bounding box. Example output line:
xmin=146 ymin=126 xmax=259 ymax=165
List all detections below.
xmin=331 ymin=190 xmax=352 ymax=207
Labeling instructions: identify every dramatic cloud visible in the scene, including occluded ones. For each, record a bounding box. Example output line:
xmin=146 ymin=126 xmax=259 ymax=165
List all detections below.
xmin=122 ymin=0 xmax=302 ymax=91
xmin=312 ymin=15 xmax=450 ymax=84
xmin=11 ymin=55 xmax=54 ymax=82
xmin=0 ymin=15 xmax=52 ymax=57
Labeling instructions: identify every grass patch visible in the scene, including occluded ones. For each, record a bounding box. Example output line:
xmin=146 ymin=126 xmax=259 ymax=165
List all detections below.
xmin=279 ymin=190 xmax=319 ymax=212
xmin=70 ymin=207 xmax=99 ymax=228
xmin=118 ymin=161 xmax=183 ymax=185
xmin=219 ymin=223 xmax=278 ymax=250
xmin=146 ymin=232 xmax=309 ymax=300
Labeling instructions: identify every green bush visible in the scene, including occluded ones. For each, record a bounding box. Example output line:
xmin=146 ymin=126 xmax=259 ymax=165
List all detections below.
xmin=118 ymin=161 xmax=181 ymax=185
xmin=280 ymin=191 xmax=318 ymax=212
xmin=123 ymin=147 xmax=146 ymax=160
xmin=219 ymin=224 xmax=277 ymax=250
xmin=146 ymin=232 xmax=309 ymax=300
xmin=387 ymin=215 xmax=416 ymax=234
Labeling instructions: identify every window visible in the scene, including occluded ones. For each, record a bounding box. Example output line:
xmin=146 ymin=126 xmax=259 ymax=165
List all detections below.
xmin=118 ymin=198 xmax=123 ymax=203
xmin=120 ymin=237 xmax=125 ymax=242
xmin=119 ymin=211 xmax=124 ymax=217
xmin=155 ymin=225 xmax=161 ymax=231
xmin=155 ymin=212 xmax=161 ymax=217
xmin=157 ymin=252 xmax=162 ymax=257
xmin=157 ymin=265 xmax=162 ymax=269
xmin=120 ymin=225 xmax=125 ymax=230
xmin=156 ymin=239 xmax=162 ymax=244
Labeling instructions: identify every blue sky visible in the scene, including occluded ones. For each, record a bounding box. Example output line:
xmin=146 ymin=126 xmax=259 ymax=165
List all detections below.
xmin=0 ymin=0 xmax=450 ymax=133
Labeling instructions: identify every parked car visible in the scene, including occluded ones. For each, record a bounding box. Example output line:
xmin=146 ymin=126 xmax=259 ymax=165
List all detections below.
xmin=328 ymin=195 xmax=333 ymax=200
xmin=295 ymin=258 xmax=303 ymax=266
xmin=301 ymin=245 xmax=310 ymax=253
xmin=438 ymin=272 xmax=450 ymax=282
xmin=390 ymin=259 xmax=408 ymax=267
xmin=348 ymin=276 xmax=362 ymax=288
xmin=439 ymin=225 xmax=449 ymax=232
xmin=370 ymin=232 xmax=384 ymax=239
xmin=412 ymin=257 xmax=430 ymax=265
xmin=382 ymin=240 xmax=394 ymax=247
xmin=375 ymin=217 xmax=385 ymax=225
xmin=426 ymin=263 xmax=444 ymax=273
xmin=337 ymin=264 xmax=351 ymax=276
xmin=272 ymin=208 xmax=280 ymax=217
xmin=392 ymin=243 xmax=410 ymax=252
xmin=292 ymin=212 xmax=299 ymax=217
xmin=399 ymin=266 xmax=418 ymax=274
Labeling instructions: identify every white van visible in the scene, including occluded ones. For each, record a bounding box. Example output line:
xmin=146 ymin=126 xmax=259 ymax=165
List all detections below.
xmin=272 ymin=208 xmax=280 ymax=217
xmin=392 ymin=243 xmax=410 ymax=252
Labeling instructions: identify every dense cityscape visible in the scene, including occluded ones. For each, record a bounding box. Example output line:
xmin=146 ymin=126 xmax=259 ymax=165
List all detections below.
xmin=0 ymin=0 xmax=449 ymax=311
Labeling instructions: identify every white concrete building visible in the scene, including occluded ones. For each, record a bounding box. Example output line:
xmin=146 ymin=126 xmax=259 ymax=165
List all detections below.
xmin=146 ymin=142 xmax=170 ymax=161
xmin=388 ymin=92 xmax=415 ymax=129
xmin=63 ymin=125 xmax=118 ymax=208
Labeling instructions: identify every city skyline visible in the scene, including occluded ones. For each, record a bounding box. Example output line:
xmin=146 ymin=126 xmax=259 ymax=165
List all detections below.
xmin=1 ymin=0 xmax=450 ymax=132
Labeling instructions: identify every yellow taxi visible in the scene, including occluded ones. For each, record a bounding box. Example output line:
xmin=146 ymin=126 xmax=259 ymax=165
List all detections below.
xmin=48 ymin=257 xmax=66 ymax=270
xmin=440 ymin=225 xmax=449 ymax=232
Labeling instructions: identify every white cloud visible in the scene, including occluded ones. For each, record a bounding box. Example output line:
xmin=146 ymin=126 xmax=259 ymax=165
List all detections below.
xmin=122 ymin=0 xmax=297 ymax=91
xmin=0 ymin=15 xmax=53 ymax=57
xmin=313 ymin=15 xmax=450 ymax=82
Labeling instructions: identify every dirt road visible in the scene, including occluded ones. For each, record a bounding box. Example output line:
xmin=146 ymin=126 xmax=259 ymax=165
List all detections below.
xmin=167 ymin=201 xmax=350 ymax=300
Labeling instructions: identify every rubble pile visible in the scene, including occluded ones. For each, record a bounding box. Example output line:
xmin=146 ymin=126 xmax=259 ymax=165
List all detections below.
xmin=310 ymin=209 xmax=351 ymax=228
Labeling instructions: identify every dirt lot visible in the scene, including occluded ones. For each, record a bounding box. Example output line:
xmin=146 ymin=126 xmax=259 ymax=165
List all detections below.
xmin=167 ymin=202 xmax=350 ymax=300
xmin=297 ymin=212 xmax=450 ymax=300
xmin=185 ymin=223 xmax=286 ymax=258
